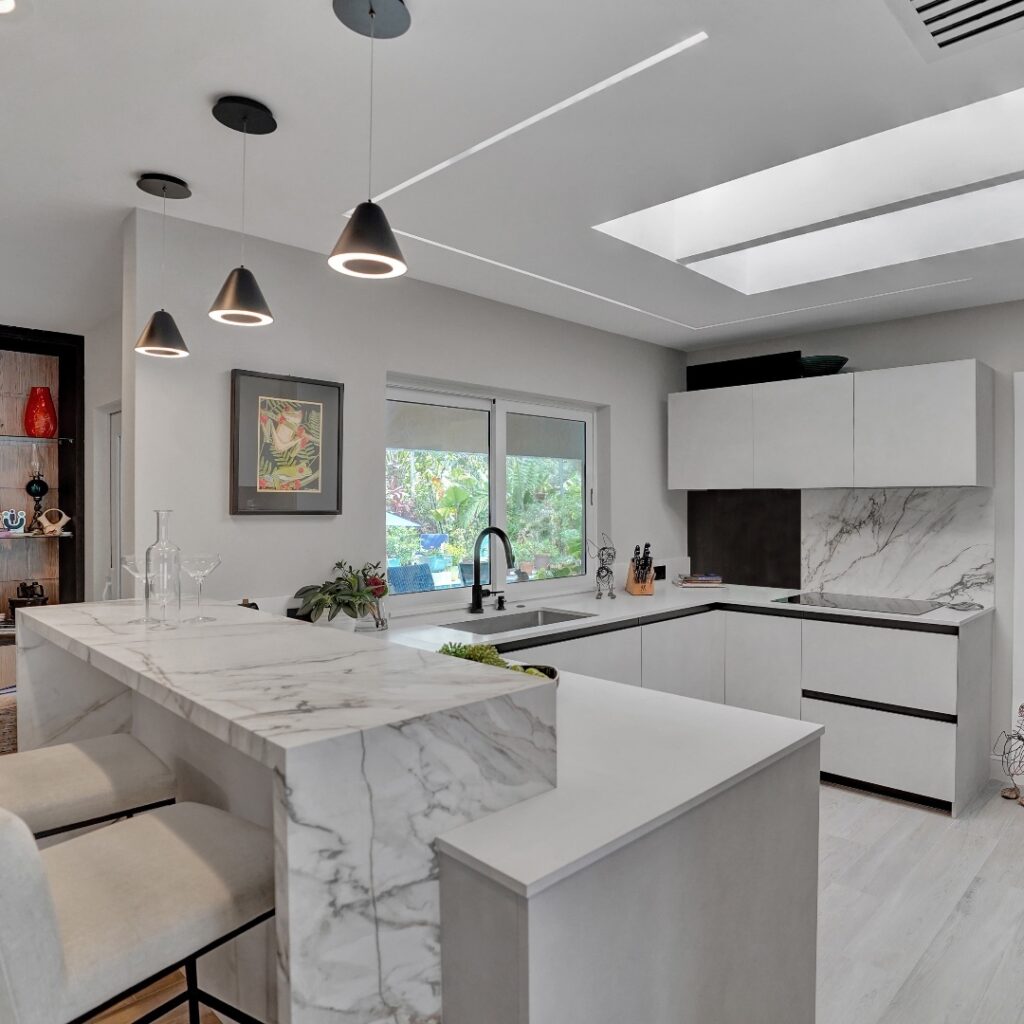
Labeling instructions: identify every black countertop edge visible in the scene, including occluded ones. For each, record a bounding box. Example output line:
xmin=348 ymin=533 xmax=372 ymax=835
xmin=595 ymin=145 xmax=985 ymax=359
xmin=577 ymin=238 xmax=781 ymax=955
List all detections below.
xmin=0 ymin=632 xmax=14 ymax=647
xmin=714 ymin=602 xmax=961 ymax=635
xmin=495 ymin=616 xmax=641 ymax=653
xmin=494 ymin=600 xmax=963 ymax=652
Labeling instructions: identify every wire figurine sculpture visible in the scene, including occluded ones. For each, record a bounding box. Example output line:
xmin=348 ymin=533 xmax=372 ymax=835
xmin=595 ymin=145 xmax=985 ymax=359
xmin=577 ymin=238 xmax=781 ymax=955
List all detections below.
xmin=994 ymin=703 xmax=1024 ymax=805
xmin=587 ymin=534 xmax=617 ymax=600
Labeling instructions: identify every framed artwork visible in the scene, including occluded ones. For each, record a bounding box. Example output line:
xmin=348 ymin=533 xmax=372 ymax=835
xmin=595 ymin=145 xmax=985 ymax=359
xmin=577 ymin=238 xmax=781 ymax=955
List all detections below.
xmin=230 ymin=369 xmax=343 ymax=515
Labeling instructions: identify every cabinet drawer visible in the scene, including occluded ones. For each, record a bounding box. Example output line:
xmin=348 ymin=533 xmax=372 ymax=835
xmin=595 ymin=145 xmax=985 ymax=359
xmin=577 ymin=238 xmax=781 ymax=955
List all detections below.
xmin=802 ymin=698 xmax=955 ymax=802
xmin=801 ymin=619 xmax=957 ymax=715
xmin=508 ymin=629 xmax=642 ymax=687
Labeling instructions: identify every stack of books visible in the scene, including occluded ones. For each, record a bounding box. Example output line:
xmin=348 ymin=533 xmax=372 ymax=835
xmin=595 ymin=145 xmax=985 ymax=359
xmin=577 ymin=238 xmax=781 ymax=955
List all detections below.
xmin=675 ymin=572 xmax=724 ymax=589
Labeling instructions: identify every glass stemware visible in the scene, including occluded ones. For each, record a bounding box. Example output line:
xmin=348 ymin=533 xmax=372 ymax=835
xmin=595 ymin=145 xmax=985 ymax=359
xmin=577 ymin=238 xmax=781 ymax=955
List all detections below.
xmin=181 ymin=554 xmax=222 ymax=624
xmin=120 ymin=555 xmax=158 ymax=625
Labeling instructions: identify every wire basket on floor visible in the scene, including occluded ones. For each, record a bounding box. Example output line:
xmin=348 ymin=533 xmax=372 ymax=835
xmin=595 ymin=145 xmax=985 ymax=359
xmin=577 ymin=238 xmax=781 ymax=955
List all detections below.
xmin=0 ymin=693 xmax=16 ymax=755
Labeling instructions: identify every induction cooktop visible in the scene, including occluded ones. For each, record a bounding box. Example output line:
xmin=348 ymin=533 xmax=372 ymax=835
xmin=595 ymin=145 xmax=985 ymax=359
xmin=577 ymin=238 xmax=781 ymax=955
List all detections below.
xmin=774 ymin=592 xmax=943 ymax=616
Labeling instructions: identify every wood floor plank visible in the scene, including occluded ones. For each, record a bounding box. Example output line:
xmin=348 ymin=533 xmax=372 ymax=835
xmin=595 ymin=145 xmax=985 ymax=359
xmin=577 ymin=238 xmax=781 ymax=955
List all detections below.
xmin=819 ymin=783 xmax=1024 ymax=1024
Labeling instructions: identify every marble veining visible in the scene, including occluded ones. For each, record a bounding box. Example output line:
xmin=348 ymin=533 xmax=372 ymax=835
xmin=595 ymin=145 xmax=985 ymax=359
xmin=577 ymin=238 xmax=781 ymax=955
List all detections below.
xmin=17 ymin=600 xmax=557 ymax=770
xmin=802 ymin=488 xmax=994 ymax=606
xmin=18 ymin=600 xmax=557 ymax=1024
xmin=277 ymin=688 xmax=556 ymax=1023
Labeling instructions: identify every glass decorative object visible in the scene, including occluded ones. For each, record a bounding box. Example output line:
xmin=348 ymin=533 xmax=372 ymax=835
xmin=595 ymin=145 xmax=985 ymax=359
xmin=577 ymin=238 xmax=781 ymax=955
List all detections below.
xmin=181 ymin=553 xmax=222 ymax=623
xmin=23 ymin=387 xmax=57 ymax=438
xmin=121 ymin=555 xmax=158 ymax=625
xmin=145 ymin=510 xmax=181 ymax=629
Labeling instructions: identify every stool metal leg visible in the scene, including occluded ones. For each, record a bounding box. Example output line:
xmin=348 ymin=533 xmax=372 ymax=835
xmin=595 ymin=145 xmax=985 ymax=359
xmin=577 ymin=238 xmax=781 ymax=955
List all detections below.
xmin=185 ymin=958 xmax=201 ymax=1024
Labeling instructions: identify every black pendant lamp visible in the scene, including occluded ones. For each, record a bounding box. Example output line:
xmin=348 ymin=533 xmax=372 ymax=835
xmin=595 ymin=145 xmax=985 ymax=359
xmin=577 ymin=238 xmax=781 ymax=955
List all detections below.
xmin=328 ymin=0 xmax=408 ymax=279
xmin=210 ymin=97 xmax=276 ymax=325
xmin=135 ymin=174 xmax=191 ymax=359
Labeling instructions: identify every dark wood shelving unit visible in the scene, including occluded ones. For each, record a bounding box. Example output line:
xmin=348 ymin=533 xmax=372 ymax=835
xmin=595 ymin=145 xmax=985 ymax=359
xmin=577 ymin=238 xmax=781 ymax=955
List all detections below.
xmin=0 ymin=324 xmax=85 ymax=694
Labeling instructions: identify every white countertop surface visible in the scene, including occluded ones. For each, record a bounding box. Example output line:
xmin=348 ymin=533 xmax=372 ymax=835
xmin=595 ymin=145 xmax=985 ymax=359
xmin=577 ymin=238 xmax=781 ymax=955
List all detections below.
xmin=436 ymin=672 xmax=824 ymax=896
xmin=16 ymin=600 xmax=554 ymax=769
xmin=389 ymin=583 xmax=993 ymax=652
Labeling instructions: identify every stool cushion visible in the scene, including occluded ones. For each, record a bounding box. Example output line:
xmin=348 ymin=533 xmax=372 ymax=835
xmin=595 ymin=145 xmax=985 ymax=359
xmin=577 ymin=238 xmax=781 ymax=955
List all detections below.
xmin=0 ymin=808 xmax=64 ymax=1024
xmin=42 ymin=802 xmax=274 ymax=1021
xmin=0 ymin=734 xmax=175 ymax=836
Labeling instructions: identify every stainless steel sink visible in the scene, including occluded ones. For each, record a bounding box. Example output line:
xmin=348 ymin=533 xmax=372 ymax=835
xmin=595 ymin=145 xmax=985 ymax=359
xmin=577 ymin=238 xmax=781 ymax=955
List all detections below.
xmin=441 ymin=608 xmax=595 ymax=635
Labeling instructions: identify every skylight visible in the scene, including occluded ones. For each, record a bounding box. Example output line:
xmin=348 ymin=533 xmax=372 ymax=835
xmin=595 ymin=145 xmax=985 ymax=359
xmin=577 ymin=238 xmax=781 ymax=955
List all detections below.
xmin=686 ymin=178 xmax=1024 ymax=294
xmin=594 ymin=86 xmax=1024 ymax=264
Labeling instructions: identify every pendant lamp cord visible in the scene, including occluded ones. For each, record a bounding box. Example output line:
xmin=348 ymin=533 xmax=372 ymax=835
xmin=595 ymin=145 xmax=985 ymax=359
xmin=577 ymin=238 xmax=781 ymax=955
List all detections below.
xmin=367 ymin=4 xmax=375 ymax=201
xmin=160 ymin=185 xmax=167 ymax=309
xmin=240 ymin=116 xmax=248 ymax=266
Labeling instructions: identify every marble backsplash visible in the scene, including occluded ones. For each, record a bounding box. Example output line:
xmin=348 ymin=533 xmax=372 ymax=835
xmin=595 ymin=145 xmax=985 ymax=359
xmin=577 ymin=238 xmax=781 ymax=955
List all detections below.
xmin=801 ymin=488 xmax=995 ymax=608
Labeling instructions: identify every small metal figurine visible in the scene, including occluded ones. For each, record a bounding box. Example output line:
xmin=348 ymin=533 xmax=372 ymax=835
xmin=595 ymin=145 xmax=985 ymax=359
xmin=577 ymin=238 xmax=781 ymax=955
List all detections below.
xmin=995 ymin=703 xmax=1024 ymax=806
xmin=587 ymin=533 xmax=617 ymax=600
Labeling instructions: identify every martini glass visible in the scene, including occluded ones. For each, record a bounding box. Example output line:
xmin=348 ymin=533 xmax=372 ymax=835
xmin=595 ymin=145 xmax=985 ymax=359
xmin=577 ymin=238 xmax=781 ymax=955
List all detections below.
xmin=120 ymin=556 xmax=158 ymax=625
xmin=182 ymin=554 xmax=222 ymax=624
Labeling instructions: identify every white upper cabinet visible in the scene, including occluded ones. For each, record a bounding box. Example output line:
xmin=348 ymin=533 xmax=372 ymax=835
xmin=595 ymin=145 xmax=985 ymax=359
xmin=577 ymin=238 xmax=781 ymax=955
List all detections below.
xmin=668 ymin=385 xmax=753 ymax=490
xmin=853 ymin=359 xmax=993 ymax=487
xmin=753 ymin=375 xmax=854 ymax=489
xmin=667 ymin=358 xmax=993 ymax=490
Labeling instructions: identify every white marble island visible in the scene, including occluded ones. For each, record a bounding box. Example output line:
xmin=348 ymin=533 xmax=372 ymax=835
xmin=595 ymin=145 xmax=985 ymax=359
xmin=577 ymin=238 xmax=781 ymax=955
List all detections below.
xmin=16 ymin=600 xmax=558 ymax=1024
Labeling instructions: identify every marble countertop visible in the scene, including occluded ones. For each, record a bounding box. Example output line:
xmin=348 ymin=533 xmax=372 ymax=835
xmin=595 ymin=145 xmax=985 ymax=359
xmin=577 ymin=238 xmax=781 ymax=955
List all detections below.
xmin=16 ymin=600 xmax=555 ymax=769
xmin=389 ymin=583 xmax=993 ymax=652
xmin=436 ymin=672 xmax=823 ymax=896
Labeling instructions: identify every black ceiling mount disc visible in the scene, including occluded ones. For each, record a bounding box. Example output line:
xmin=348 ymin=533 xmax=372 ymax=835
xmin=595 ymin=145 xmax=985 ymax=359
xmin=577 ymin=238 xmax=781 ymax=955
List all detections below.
xmin=212 ymin=96 xmax=278 ymax=135
xmin=136 ymin=173 xmax=192 ymax=199
xmin=332 ymin=0 xmax=410 ymax=38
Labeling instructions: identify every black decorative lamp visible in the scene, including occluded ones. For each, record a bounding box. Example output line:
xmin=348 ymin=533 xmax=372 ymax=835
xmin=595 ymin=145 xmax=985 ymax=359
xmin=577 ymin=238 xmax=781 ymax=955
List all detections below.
xmin=209 ymin=96 xmax=276 ymax=326
xmin=328 ymin=0 xmax=408 ymax=279
xmin=25 ymin=443 xmax=48 ymax=532
xmin=134 ymin=174 xmax=191 ymax=358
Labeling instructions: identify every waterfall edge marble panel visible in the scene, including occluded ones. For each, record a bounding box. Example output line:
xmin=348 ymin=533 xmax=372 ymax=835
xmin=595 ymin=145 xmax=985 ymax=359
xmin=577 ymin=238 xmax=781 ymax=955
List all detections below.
xmin=802 ymin=487 xmax=995 ymax=607
xmin=277 ymin=687 xmax=557 ymax=1023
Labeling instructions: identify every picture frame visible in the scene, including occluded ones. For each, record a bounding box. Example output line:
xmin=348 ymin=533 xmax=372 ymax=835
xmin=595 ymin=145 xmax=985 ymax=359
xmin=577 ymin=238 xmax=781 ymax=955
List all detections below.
xmin=230 ymin=369 xmax=344 ymax=515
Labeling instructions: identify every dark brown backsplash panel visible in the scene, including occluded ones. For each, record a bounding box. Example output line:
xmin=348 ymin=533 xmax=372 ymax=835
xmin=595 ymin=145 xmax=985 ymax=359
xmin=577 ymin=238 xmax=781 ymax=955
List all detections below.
xmin=687 ymin=490 xmax=801 ymax=589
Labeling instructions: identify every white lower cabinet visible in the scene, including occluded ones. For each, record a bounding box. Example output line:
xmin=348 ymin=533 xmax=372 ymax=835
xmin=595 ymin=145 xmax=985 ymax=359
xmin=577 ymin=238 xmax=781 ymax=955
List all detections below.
xmin=802 ymin=698 xmax=956 ymax=804
xmin=802 ymin=619 xmax=957 ymax=715
xmin=724 ymin=613 xmax=802 ymax=718
xmin=641 ymin=612 xmax=725 ymax=701
xmin=508 ymin=628 xmax=642 ymax=687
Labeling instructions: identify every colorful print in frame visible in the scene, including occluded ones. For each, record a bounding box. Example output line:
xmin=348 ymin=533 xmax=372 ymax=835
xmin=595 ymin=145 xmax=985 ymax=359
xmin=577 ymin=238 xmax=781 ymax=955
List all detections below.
xmin=231 ymin=369 xmax=343 ymax=515
xmin=257 ymin=396 xmax=323 ymax=493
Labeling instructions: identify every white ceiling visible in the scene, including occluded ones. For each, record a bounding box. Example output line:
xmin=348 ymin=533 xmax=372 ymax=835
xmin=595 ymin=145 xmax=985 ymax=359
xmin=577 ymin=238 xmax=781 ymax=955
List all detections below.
xmin=4 ymin=0 xmax=1024 ymax=349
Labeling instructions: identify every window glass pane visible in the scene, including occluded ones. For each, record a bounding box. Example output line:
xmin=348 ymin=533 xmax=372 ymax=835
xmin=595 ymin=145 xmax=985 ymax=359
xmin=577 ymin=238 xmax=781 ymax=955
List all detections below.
xmin=506 ymin=412 xmax=586 ymax=582
xmin=386 ymin=400 xmax=491 ymax=594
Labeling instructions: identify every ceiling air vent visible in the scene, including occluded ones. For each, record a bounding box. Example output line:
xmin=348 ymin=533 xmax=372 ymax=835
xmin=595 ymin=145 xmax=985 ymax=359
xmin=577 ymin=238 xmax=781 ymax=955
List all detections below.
xmin=885 ymin=0 xmax=1024 ymax=58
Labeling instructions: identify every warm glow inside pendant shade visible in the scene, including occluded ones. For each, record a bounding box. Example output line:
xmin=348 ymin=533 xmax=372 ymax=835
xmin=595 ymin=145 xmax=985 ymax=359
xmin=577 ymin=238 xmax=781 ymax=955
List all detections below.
xmin=209 ymin=266 xmax=274 ymax=325
xmin=134 ymin=310 xmax=190 ymax=358
xmin=328 ymin=201 xmax=407 ymax=278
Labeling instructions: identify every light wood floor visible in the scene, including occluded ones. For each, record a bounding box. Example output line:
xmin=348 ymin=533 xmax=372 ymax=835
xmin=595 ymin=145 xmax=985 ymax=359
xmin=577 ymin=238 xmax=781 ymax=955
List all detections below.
xmin=86 ymin=780 xmax=1024 ymax=1024
xmin=88 ymin=971 xmax=217 ymax=1023
xmin=819 ymin=780 xmax=1024 ymax=1024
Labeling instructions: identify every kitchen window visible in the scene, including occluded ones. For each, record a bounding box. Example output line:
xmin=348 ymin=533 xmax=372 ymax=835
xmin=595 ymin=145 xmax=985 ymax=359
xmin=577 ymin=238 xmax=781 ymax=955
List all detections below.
xmin=385 ymin=387 xmax=593 ymax=596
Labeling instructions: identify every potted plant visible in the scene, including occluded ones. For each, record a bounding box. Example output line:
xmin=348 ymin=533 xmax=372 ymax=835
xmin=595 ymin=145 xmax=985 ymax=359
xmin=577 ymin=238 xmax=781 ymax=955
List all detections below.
xmin=294 ymin=560 xmax=390 ymax=632
xmin=437 ymin=642 xmax=558 ymax=682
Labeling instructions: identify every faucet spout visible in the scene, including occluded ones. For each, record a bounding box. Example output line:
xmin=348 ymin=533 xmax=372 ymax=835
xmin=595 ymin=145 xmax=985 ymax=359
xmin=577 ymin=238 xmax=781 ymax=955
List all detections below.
xmin=469 ymin=526 xmax=515 ymax=613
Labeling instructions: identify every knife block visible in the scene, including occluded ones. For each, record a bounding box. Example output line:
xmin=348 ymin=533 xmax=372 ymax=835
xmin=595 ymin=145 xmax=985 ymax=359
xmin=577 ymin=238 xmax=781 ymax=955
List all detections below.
xmin=625 ymin=560 xmax=655 ymax=596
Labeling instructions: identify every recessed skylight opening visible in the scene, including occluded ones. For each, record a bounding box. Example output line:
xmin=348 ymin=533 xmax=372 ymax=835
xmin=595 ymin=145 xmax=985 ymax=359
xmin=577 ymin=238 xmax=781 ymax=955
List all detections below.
xmin=686 ymin=178 xmax=1024 ymax=294
xmin=594 ymin=86 xmax=1024 ymax=263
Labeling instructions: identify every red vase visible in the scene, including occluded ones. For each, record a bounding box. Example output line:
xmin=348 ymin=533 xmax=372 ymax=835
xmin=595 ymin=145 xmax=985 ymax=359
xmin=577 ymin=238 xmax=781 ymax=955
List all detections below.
xmin=24 ymin=387 xmax=57 ymax=439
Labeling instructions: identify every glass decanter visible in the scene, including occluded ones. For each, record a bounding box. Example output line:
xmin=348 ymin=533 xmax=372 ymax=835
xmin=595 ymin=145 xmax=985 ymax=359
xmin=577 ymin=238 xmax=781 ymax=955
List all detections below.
xmin=145 ymin=509 xmax=181 ymax=629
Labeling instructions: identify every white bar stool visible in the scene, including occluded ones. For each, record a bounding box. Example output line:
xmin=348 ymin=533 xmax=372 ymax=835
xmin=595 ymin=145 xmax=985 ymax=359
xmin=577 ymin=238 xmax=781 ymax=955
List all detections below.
xmin=0 ymin=801 xmax=274 ymax=1024
xmin=0 ymin=733 xmax=175 ymax=838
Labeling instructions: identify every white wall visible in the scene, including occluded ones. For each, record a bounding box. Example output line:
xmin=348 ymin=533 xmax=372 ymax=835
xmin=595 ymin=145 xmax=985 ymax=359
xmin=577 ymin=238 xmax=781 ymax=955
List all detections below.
xmin=123 ymin=210 xmax=687 ymax=604
xmin=83 ymin=310 xmax=122 ymax=600
xmin=688 ymin=301 xmax=1024 ymax=750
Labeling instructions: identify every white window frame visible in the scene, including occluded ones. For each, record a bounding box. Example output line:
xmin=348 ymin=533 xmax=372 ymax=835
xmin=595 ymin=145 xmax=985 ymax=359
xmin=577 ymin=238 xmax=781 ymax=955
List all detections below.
xmin=385 ymin=384 xmax=597 ymax=614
